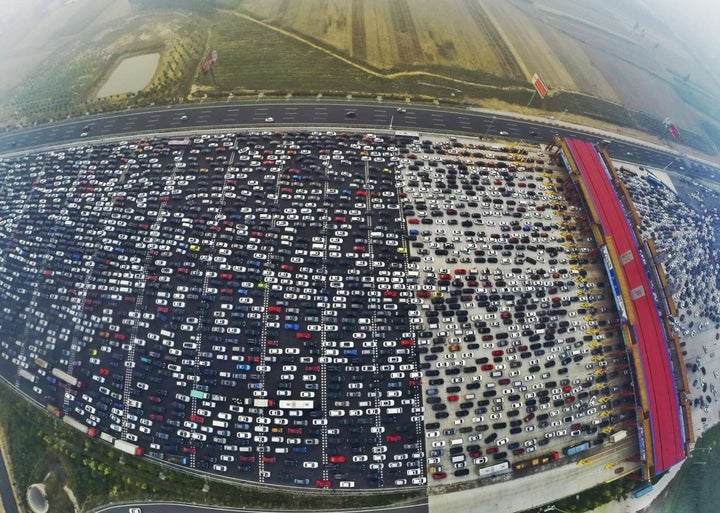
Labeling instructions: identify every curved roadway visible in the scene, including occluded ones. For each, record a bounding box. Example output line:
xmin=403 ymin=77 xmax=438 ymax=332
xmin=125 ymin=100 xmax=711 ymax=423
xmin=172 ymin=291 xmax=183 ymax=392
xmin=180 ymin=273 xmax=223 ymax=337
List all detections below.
xmin=93 ymin=500 xmax=429 ymax=513
xmin=0 ymin=100 xmax=699 ymax=173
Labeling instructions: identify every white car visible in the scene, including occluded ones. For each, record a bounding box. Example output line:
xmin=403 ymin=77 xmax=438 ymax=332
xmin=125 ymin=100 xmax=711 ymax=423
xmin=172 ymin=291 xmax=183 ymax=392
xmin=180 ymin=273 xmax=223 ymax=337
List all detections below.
xmin=265 ymin=117 xmax=274 ymax=122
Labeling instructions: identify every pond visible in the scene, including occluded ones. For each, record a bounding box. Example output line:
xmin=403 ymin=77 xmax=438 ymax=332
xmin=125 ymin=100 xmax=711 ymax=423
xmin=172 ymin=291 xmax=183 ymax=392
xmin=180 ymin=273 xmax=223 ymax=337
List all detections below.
xmin=96 ymin=53 xmax=160 ymax=98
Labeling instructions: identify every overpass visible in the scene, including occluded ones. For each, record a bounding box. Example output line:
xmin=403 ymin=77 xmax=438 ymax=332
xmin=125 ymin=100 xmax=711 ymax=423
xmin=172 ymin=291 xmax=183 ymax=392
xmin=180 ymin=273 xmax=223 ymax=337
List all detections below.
xmin=549 ymin=137 xmax=691 ymax=477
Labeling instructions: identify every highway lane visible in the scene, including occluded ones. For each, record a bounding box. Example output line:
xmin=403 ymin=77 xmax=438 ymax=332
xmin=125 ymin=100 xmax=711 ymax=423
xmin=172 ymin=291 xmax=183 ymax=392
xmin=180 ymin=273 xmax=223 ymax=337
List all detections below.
xmin=0 ymin=101 xmax=704 ymax=174
xmin=93 ymin=499 xmax=429 ymax=513
xmin=0 ymin=448 xmax=20 ymax=513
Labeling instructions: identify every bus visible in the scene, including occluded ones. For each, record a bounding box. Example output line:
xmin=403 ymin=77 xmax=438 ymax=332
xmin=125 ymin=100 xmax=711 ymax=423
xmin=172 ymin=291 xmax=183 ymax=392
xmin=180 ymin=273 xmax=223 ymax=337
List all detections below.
xmin=563 ymin=441 xmax=590 ymax=457
xmin=278 ymin=400 xmax=314 ymax=409
xmin=190 ymin=389 xmax=209 ymax=400
xmin=478 ymin=461 xmax=511 ymax=478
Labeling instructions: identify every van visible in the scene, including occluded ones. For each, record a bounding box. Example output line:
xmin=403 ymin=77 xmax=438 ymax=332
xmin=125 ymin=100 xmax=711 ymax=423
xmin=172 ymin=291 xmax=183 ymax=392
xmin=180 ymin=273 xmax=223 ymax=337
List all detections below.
xmin=386 ymin=407 xmax=402 ymax=415
xmin=450 ymin=438 xmax=463 ymax=447
xmin=451 ymin=455 xmax=466 ymax=463
xmin=212 ymin=420 xmax=229 ymax=428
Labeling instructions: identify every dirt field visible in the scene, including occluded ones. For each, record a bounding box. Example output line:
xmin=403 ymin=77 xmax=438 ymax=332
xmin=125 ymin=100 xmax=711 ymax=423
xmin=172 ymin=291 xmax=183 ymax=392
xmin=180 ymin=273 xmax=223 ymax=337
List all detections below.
xmin=238 ymin=0 xmax=720 ymax=137
xmin=240 ymin=0 xmax=513 ymax=74
xmin=2 ymin=0 xmax=720 ymax=153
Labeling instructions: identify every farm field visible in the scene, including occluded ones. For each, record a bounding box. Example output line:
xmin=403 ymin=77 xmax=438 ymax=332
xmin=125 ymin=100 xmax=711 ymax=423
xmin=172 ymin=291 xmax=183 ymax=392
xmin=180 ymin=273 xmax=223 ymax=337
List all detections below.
xmin=1 ymin=0 xmax=720 ymax=155
xmin=237 ymin=0 xmax=720 ymax=138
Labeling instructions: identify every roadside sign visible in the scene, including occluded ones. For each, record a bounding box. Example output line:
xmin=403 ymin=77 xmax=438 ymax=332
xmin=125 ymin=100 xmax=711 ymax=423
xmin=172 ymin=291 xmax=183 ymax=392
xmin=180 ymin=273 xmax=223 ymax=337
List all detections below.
xmin=668 ymin=123 xmax=680 ymax=138
xmin=531 ymin=73 xmax=549 ymax=98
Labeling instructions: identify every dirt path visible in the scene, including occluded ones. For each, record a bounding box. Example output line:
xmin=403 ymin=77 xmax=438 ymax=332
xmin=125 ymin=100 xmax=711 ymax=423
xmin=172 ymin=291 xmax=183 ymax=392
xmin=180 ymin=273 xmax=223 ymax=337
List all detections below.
xmin=229 ymin=10 xmax=528 ymax=92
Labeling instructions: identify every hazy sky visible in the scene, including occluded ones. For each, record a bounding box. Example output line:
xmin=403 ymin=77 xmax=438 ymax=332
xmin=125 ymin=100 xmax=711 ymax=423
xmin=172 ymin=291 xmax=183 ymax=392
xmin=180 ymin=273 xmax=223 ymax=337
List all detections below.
xmin=639 ymin=0 xmax=720 ymax=56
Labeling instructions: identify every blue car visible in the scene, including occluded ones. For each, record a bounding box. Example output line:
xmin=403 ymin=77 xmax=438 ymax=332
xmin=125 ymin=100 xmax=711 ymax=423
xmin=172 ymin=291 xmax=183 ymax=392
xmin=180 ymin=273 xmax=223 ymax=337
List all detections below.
xmin=284 ymin=322 xmax=300 ymax=331
xmin=236 ymin=364 xmax=251 ymax=371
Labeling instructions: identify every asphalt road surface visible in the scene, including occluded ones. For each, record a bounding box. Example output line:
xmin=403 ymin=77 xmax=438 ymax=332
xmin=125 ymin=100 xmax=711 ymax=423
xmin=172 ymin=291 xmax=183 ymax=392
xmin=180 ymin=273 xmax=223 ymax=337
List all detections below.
xmin=93 ymin=499 xmax=429 ymax=513
xmin=0 ymin=449 xmax=20 ymax=513
xmin=0 ymin=100 xmax=702 ymax=174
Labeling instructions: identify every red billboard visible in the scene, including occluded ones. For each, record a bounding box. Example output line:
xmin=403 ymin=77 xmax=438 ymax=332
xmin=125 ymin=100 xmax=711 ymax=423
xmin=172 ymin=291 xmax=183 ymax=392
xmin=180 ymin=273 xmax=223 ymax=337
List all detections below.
xmin=201 ymin=50 xmax=217 ymax=74
xmin=532 ymin=73 xmax=549 ymax=99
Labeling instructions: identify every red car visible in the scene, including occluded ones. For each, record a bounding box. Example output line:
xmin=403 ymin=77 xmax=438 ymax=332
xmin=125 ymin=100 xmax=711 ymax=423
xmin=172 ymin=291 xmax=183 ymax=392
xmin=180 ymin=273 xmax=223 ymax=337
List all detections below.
xmin=263 ymin=456 xmax=277 ymax=463
xmin=408 ymin=218 xmax=420 ymax=225
xmin=329 ymin=455 xmax=346 ymax=463
xmin=240 ymin=455 xmax=256 ymax=463
xmin=315 ymin=479 xmax=332 ymax=488
xmin=400 ymin=338 xmax=415 ymax=346
xmin=182 ymin=446 xmax=197 ymax=454
xmin=98 ymin=368 xmax=110 ymax=376
xmin=386 ymin=434 xmax=402 ymax=442
xmin=268 ymin=305 xmax=283 ymax=313
xmin=149 ymin=414 xmax=163 ymax=421
xmin=432 ymin=472 xmax=447 ymax=480
xmin=280 ymin=264 xmax=294 ymax=272
xmin=305 ymin=365 xmax=321 ymax=372
xmin=190 ymin=414 xmax=205 ymax=424
xmin=447 ymin=395 xmax=459 ymax=402
xmin=417 ymin=290 xmax=431 ymax=298
xmin=267 ymin=340 xmax=280 ymax=347
xmin=481 ymin=364 xmax=494 ymax=371
xmin=148 ymin=395 xmax=161 ymax=404
xmin=287 ymin=427 xmax=303 ymax=435
xmin=296 ymin=332 xmax=311 ymax=340
xmin=384 ymin=290 xmax=398 ymax=298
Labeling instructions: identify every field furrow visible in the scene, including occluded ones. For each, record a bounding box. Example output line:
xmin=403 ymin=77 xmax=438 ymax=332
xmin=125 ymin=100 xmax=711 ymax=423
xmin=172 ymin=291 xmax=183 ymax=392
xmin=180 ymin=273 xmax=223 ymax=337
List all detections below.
xmin=387 ymin=0 xmax=423 ymax=64
xmin=462 ymin=0 xmax=524 ymax=80
xmin=350 ymin=0 xmax=367 ymax=60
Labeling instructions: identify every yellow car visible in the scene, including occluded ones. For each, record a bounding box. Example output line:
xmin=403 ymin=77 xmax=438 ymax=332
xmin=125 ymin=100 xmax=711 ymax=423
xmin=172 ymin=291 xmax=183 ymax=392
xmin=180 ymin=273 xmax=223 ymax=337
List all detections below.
xmin=190 ymin=244 xmax=201 ymax=252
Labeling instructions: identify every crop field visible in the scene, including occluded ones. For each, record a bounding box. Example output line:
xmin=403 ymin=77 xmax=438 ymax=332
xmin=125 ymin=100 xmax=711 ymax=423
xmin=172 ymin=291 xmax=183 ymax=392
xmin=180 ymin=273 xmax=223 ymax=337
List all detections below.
xmin=238 ymin=0 xmax=513 ymax=74
xmin=2 ymin=0 xmax=720 ymax=152
xmin=194 ymin=12 xmax=399 ymax=95
xmin=238 ymin=0 xmax=720 ymax=139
